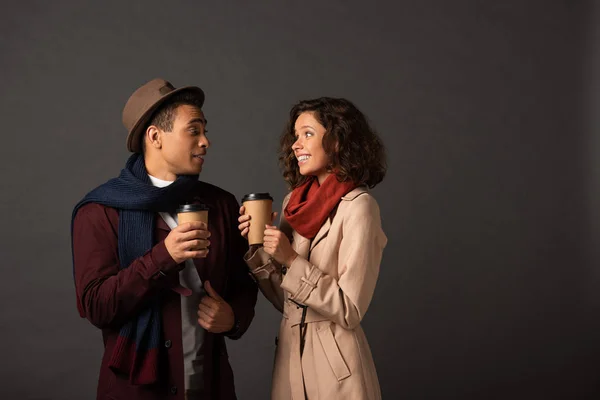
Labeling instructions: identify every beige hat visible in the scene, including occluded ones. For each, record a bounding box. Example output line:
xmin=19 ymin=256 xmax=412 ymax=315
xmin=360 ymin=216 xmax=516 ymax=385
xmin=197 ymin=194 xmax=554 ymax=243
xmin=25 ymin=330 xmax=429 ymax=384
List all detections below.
xmin=122 ymin=78 xmax=205 ymax=153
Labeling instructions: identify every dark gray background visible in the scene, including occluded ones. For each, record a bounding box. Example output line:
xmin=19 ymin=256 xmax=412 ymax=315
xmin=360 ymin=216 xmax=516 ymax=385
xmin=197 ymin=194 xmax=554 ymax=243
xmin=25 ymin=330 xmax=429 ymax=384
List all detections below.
xmin=1 ymin=0 xmax=599 ymax=399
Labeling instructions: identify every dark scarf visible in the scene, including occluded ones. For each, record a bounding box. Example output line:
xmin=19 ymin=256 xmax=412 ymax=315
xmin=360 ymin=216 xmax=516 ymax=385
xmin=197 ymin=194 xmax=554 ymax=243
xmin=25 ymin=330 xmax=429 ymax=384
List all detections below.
xmin=70 ymin=153 xmax=198 ymax=385
xmin=284 ymin=175 xmax=356 ymax=239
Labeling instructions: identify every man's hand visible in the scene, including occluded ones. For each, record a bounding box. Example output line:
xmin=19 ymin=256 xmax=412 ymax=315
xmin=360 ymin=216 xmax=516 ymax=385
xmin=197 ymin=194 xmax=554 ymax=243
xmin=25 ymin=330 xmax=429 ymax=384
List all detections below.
xmin=197 ymin=281 xmax=235 ymax=333
xmin=164 ymin=221 xmax=210 ymax=264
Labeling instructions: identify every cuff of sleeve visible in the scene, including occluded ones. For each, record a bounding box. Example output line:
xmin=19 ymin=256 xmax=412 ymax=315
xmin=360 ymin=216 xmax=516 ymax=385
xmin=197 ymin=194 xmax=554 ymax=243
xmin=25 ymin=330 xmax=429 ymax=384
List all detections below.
xmin=223 ymin=317 xmax=242 ymax=339
xmin=280 ymin=256 xmax=322 ymax=303
xmin=244 ymin=247 xmax=278 ymax=280
xmin=147 ymin=241 xmax=180 ymax=279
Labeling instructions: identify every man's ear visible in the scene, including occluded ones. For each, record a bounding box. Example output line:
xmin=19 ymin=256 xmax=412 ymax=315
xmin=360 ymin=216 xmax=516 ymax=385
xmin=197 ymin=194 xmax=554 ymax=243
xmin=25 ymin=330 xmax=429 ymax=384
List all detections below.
xmin=146 ymin=125 xmax=162 ymax=149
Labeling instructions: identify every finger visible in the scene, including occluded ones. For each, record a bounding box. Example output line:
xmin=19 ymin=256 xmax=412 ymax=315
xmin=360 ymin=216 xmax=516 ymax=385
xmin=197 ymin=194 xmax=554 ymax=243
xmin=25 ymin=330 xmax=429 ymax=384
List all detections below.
xmin=197 ymin=314 xmax=212 ymax=330
xmin=192 ymin=228 xmax=211 ymax=240
xmin=263 ymin=245 xmax=273 ymax=255
xmin=239 ymin=205 xmax=246 ymax=215
xmin=237 ymin=221 xmax=250 ymax=231
xmin=184 ymin=249 xmax=209 ymax=259
xmin=180 ymin=229 xmax=211 ymax=242
xmin=238 ymin=214 xmax=251 ymax=223
xmin=264 ymin=228 xmax=278 ymax=237
xmin=198 ymin=303 xmax=217 ymax=318
xmin=241 ymin=227 xmax=249 ymax=237
xmin=204 ymin=281 xmax=224 ymax=301
xmin=264 ymin=226 xmax=279 ymax=235
xmin=200 ymin=295 xmax=220 ymax=310
xmin=263 ymin=233 xmax=279 ymax=242
xmin=183 ymin=239 xmax=208 ymax=251
xmin=266 ymin=244 xmax=278 ymax=253
xmin=177 ymin=221 xmax=208 ymax=232
xmin=197 ymin=229 xmax=212 ymax=240
xmin=190 ymin=239 xmax=210 ymax=249
xmin=196 ymin=249 xmax=209 ymax=258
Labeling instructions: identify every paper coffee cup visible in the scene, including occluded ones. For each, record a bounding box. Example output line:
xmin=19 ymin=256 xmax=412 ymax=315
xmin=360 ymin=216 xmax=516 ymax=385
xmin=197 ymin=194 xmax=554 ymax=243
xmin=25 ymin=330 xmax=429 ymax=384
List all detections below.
xmin=177 ymin=203 xmax=209 ymax=250
xmin=177 ymin=203 xmax=209 ymax=225
xmin=242 ymin=193 xmax=273 ymax=245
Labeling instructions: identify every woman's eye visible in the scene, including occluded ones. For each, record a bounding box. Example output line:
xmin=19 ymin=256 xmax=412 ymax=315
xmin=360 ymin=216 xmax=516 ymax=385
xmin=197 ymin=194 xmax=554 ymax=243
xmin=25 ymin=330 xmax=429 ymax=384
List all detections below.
xmin=305 ymin=132 xmax=313 ymax=138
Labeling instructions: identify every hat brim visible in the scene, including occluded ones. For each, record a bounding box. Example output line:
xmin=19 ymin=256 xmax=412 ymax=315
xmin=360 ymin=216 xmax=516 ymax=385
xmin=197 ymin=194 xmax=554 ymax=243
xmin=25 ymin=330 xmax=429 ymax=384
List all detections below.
xmin=126 ymin=86 xmax=205 ymax=153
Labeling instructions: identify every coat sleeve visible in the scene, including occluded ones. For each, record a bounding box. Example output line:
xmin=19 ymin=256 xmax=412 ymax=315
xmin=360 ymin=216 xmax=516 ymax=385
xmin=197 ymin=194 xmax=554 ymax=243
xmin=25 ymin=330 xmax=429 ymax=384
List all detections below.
xmin=72 ymin=203 xmax=182 ymax=329
xmin=279 ymin=194 xmax=387 ymax=330
xmin=223 ymin=194 xmax=259 ymax=340
xmin=244 ymin=247 xmax=285 ymax=313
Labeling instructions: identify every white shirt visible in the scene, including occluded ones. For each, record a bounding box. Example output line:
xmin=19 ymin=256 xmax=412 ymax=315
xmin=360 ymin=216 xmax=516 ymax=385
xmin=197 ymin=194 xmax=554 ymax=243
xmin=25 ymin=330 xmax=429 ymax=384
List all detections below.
xmin=148 ymin=174 xmax=205 ymax=392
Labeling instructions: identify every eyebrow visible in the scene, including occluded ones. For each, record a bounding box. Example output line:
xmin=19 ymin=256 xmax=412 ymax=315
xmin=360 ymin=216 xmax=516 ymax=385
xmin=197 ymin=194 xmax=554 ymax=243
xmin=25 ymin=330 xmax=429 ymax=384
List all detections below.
xmin=187 ymin=117 xmax=207 ymax=126
xmin=294 ymin=125 xmax=315 ymax=133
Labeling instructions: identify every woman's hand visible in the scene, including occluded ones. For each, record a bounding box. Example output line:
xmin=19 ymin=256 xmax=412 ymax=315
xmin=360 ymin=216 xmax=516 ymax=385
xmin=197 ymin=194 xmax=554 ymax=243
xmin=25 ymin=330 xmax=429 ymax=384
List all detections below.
xmin=238 ymin=206 xmax=278 ymax=240
xmin=263 ymin=224 xmax=298 ymax=266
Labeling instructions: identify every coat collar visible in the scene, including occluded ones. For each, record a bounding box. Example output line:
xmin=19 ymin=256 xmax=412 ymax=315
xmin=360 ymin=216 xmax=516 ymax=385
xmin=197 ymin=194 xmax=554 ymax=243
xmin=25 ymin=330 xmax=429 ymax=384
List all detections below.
xmin=294 ymin=187 xmax=368 ymax=254
xmin=341 ymin=186 xmax=368 ymax=201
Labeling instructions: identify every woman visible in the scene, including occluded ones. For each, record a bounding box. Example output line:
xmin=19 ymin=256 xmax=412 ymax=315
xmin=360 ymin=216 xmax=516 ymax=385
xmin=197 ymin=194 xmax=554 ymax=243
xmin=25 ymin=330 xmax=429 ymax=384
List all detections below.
xmin=238 ymin=97 xmax=387 ymax=399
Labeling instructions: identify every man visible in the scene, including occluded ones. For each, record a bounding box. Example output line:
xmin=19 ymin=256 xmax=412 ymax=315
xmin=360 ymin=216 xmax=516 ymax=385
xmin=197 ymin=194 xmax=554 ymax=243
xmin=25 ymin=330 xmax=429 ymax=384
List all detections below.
xmin=71 ymin=78 xmax=257 ymax=400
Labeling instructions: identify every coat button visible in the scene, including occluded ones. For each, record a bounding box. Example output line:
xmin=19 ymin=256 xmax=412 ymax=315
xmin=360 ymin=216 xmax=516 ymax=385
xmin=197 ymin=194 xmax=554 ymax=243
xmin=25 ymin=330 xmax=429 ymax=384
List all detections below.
xmin=170 ymin=386 xmax=177 ymax=394
xmin=165 ymin=340 xmax=172 ymax=348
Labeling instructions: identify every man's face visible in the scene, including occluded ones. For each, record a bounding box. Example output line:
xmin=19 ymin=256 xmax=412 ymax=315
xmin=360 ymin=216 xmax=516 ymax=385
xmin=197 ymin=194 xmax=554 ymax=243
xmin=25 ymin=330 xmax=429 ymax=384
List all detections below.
xmin=159 ymin=104 xmax=210 ymax=176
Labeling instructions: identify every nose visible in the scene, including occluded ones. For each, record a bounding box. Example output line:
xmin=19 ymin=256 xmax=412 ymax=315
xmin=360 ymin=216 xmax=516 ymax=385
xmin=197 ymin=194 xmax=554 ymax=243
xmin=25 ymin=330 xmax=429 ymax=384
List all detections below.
xmin=199 ymin=134 xmax=210 ymax=149
xmin=292 ymin=137 xmax=302 ymax=152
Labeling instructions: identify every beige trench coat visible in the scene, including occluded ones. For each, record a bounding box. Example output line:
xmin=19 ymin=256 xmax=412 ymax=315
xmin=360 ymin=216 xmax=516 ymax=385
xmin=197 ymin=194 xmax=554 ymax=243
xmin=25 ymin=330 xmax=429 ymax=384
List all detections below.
xmin=245 ymin=187 xmax=387 ymax=400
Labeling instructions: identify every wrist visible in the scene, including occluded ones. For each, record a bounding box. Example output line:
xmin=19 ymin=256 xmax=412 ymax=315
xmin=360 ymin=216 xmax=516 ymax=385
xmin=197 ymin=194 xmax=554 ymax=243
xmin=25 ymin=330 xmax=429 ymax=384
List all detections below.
xmin=285 ymin=252 xmax=298 ymax=267
xmin=152 ymin=241 xmax=181 ymax=274
xmin=224 ymin=317 xmax=240 ymax=336
xmin=249 ymin=244 xmax=262 ymax=253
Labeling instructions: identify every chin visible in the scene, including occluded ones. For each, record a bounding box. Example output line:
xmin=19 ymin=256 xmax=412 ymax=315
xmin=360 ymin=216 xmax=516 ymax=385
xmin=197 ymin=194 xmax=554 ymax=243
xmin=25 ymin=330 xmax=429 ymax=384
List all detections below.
xmin=299 ymin=166 xmax=318 ymax=177
xmin=298 ymin=167 xmax=310 ymax=176
xmin=179 ymin=167 xmax=202 ymax=176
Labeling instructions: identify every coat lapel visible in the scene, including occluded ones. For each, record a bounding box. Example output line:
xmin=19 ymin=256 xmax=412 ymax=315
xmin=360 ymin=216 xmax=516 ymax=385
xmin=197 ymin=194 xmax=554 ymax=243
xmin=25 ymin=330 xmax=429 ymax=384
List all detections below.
xmin=292 ymin=231 xmax=311 ymax=259
xmin=155 ymin=214 xmax=171 ymax=232
xmin=309 ymin=217 xmax=331 ymax=252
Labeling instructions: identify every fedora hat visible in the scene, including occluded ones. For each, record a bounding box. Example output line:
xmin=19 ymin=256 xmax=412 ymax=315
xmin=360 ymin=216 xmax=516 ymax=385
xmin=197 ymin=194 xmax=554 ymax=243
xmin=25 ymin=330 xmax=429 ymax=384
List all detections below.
xmin=122 ymin=78 xmax=205 ymax=153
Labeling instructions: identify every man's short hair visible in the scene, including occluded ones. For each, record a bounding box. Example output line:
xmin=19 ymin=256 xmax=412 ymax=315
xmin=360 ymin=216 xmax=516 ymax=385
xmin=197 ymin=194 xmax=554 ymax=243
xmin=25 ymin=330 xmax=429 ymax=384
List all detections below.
xmin=141 ymin=90 xmax=204 ymax=152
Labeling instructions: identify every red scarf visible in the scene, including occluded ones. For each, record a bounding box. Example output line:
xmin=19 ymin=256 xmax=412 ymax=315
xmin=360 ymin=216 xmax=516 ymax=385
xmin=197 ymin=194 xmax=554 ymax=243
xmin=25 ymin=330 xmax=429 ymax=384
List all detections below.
xmin=284 ymin=175 xmax=357 ymax=239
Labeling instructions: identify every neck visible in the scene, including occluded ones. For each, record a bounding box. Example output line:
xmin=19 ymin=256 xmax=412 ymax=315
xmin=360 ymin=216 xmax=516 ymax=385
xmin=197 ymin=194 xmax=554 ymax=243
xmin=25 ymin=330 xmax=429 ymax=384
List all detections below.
xmin=317 ymin=171 xmax=332 ymax=185
xmin=144 ymin=153 xmax=176 ymax=181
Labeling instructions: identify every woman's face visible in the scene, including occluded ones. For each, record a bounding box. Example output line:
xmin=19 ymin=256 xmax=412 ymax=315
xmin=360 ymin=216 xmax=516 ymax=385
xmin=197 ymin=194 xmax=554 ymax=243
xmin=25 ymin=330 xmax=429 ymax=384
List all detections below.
xmin=292 ymin=112 xmax=331 ymax=185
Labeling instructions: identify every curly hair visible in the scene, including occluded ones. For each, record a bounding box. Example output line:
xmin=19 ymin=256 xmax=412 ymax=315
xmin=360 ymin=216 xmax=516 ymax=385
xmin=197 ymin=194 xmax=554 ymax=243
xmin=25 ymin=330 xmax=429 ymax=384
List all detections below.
xmin=279 ymin=97 xmax=386 ymax=189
